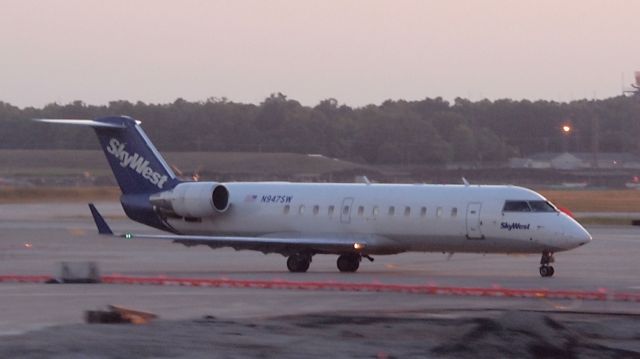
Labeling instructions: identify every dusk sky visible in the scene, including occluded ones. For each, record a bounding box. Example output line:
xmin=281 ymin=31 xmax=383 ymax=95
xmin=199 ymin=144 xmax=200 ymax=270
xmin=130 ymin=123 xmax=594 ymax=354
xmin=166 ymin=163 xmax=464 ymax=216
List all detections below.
xmin=1 ymin=0 xmax=639 ymax=108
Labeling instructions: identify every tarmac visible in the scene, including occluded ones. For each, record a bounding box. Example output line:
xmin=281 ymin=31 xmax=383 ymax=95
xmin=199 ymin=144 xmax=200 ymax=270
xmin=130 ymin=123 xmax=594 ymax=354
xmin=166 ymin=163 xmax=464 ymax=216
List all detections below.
xmin=0 ymin=202 xmax=639 ymax=357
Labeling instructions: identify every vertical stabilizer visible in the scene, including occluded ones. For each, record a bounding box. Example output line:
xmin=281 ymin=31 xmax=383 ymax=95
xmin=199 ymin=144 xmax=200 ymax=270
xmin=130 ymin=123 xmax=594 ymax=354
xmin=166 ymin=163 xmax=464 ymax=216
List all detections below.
xmin=38 ymin=116 xmax=179 ymax=195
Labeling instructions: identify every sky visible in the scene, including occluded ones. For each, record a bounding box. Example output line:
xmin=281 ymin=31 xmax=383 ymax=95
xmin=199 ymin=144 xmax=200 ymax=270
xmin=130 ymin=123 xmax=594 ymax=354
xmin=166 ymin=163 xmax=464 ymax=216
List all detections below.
xmin=1 ymin=0 xmax=639 ymax=108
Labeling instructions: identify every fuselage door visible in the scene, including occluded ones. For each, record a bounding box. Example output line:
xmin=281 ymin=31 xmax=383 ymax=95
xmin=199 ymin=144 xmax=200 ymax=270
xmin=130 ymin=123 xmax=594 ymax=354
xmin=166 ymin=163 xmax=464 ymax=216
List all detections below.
xmin=340 ymin=197 xmax=354 ymax=224
xmin=466 ymin=202 xmax=483 ymax=239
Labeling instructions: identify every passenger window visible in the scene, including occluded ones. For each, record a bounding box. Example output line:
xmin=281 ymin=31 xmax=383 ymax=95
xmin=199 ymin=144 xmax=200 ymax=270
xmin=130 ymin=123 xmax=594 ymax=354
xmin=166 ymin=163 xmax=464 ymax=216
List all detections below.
xmin=372 ymin=206 xmax=379 ymax=217
xmin=528 ymin=201 xmax=557 ymax=212
xmin=299 ymin=205 xmax=305 ymax=215
xmin=404 ymin=206 xmax=411 ymax=217
xmin=357 ymin=206 xmax=364 ymax=216
xmin=451 ymin=207 xmax=457 ymax=217
xmin=436 ymin=207 xmax=443 ymax=218
xmin=313 ymin=205 xmax=319 ymax=215
xmin=328 ymin=205 xmax=335 ymax=216
xmin=388 ymin=206 xmax=395 ymax=216
xmin=283 ymin=205 xmax=290 ymax=214
xmin=420 ymin=207 xmax=427 ymax=217
xmin=503 ymin=201 xmax=531 ymax=212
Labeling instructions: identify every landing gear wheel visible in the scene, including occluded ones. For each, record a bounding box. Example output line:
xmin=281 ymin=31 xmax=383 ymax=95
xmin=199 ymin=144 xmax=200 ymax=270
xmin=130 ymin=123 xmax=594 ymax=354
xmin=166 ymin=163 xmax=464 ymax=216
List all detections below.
xmin=287 ymin=254 xmax=311 ymax=273
xmin=337 ymin=254 xmax=360 ymax=272
xmin=539 ymin=265 xmax=555 ymax=277
xmin=539 ymin=251 xmax=555 ymax=277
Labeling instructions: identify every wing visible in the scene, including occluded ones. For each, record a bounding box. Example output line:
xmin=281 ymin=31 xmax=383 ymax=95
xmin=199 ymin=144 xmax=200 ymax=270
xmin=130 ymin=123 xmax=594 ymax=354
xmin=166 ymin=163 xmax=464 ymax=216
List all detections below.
xmin=88 ymin=204 xmax=398 ymax=255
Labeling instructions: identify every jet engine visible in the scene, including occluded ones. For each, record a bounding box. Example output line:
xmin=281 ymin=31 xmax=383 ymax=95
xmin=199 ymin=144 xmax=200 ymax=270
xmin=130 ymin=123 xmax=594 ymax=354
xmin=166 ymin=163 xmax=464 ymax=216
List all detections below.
xmin=149 ymin=182 xmax=230 ymax=218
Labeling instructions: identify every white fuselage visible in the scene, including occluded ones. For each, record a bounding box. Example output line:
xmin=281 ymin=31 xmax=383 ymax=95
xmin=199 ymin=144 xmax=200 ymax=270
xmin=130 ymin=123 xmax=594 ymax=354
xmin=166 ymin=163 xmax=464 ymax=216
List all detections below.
xmin=164 ymin=183 xmax=591 ymax=255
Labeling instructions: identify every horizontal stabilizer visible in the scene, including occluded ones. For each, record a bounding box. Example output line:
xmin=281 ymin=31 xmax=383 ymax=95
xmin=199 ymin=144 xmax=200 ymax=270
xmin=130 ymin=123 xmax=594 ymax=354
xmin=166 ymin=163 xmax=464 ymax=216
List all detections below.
xmin=35 ymin=119 xmax=127 ymax=128
xmin=88 ymin=203 xmax=114 ymax=235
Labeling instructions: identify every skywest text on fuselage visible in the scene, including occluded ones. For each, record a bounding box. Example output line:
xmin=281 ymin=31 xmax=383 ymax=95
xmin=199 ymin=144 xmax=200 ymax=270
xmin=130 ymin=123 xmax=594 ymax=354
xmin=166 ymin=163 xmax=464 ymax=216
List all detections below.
xmin=500 ymin=222 xmax=531 ymax=231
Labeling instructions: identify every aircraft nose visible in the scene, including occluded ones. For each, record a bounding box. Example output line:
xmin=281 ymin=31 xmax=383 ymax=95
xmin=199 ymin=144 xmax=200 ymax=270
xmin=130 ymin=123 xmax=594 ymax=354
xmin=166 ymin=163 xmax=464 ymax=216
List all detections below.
xmin=564 ymin=221 xmax=592 ymax=248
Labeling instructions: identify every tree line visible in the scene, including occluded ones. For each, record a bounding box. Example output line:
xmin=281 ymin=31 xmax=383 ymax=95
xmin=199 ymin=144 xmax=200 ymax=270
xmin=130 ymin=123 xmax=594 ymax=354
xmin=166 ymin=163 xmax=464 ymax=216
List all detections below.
xmin=1 ymin=93 xmax=639 ymax=165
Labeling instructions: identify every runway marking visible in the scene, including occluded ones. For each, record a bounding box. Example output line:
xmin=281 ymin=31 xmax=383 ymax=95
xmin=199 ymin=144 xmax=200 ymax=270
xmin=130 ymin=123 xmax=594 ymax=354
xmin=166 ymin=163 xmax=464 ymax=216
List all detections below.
xmin=1 ymin=275 xmax=639 ymax=303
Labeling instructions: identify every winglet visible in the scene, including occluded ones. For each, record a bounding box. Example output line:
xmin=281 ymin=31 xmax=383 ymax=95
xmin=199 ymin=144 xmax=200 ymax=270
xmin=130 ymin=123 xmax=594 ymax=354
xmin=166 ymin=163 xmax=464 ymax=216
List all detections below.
xmin=88 ymin=203 xmax=114 ymax=235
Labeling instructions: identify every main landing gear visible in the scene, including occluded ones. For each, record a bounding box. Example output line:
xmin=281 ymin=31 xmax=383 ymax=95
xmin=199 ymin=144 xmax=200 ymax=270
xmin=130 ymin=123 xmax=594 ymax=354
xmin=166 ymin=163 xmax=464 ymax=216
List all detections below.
xmin=286 ymin=253 xmax=374 ymax=273
xmin=539 ymin=250 xmax=555 ymax=277
xmin=336 ymin=254 xmax=373 ymax=272
xmin=337 ymin=254 xmax=361 ymax=272
xmin=287 ymin=253 xmax=312 ymax=273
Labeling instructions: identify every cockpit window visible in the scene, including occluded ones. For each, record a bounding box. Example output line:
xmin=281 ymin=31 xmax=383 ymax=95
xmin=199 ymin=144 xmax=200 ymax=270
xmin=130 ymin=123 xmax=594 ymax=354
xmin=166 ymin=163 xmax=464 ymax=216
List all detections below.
xmin=503 ymin=200 xmax=557 ymax=213
xmin=503 ymin=201 xmax=531 ymax=212
xmin=529 ymin=200 xmax=557 ymax=212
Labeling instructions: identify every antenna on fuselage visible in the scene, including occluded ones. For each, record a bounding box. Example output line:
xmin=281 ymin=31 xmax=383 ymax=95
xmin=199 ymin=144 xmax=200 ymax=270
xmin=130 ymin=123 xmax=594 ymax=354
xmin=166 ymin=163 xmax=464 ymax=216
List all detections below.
xmin=462 ymin=177 xmax=470 ymax=187
xmin=355 ymin=175 xmax=371 ymax=185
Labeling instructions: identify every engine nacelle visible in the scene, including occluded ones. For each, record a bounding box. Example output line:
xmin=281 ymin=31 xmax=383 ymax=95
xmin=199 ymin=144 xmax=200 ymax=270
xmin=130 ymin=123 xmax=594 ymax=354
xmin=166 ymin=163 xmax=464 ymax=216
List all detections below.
xmin=149 ymin=182 xmax=230 ymax=218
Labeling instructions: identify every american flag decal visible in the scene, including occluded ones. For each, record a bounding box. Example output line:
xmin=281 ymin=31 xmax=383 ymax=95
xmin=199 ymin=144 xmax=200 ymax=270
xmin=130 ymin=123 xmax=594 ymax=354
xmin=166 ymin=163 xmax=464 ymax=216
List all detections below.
xmin=244 ymin=194 xmax=258 ymax=202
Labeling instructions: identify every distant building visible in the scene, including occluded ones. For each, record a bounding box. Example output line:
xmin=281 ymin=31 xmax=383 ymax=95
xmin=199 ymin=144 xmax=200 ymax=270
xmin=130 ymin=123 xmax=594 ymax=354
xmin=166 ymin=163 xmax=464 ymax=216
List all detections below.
xmin=509 ymin=152 xmax=640 ymax=170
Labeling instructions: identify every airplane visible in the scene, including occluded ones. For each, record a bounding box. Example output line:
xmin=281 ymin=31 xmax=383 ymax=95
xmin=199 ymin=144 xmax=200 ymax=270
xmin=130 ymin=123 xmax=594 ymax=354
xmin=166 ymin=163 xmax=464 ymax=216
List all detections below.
xmin=37 ymin=116 xmax=591 ymax=277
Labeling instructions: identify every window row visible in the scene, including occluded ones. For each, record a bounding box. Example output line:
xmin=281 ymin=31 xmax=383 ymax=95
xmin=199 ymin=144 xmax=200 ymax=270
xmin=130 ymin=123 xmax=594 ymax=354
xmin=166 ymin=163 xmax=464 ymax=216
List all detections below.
xmin=282 ymin=204 xmax=458 ymax=218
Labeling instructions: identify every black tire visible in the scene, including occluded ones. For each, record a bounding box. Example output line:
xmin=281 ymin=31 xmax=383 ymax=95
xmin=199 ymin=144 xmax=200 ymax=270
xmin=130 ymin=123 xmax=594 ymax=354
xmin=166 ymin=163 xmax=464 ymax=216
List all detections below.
xmin=337 ymin=254 xmax=360 ymax=272
xmin=539 ymin=266 xmax=550 ymax=277
xmin=287 ymin=255 xmax=310 ymax=272
xmin=548 ymin=266 xmax=555 ymax=277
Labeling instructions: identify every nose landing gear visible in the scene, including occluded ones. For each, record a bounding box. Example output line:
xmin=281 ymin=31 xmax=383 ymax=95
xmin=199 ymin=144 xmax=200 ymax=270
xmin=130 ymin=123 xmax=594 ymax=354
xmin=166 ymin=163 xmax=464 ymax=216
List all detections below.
xmin=539 ymin=250 xmax=555 ymax=277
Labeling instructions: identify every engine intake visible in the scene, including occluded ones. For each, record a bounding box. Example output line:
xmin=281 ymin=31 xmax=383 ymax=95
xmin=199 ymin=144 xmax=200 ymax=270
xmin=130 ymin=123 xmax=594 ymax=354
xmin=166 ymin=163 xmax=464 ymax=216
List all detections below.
xmin=149 ymin=182 xmax=230 ymax=218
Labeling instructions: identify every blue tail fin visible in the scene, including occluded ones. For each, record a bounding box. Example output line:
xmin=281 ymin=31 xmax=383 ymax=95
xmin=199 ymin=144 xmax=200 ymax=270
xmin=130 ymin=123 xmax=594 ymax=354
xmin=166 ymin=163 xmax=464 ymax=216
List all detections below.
xmin=38 ymin=116 xmax=180 ymax=194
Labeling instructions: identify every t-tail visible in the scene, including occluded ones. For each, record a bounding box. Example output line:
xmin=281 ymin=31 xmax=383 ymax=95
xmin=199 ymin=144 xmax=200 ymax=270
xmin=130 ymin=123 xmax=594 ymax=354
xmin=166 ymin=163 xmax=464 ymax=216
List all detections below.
xmin=37 ymin=116 xmax=181 ymax=230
